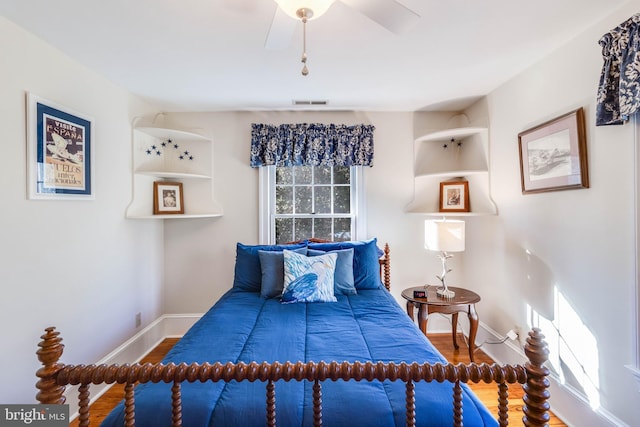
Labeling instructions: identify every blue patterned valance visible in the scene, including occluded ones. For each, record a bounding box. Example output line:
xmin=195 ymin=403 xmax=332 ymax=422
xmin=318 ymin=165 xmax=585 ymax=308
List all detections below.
xmin=250 ymin=123 xmax=375 ymax=167
xmin=596 ymin=13 xmax=640 ymax=126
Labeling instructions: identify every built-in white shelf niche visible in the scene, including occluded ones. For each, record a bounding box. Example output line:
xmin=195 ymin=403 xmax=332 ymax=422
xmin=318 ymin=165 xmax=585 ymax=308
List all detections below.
xmin=126 ymin=125 xmax=223 ymax=219
xmin=406 ymin=115 xmax=497 ymax=216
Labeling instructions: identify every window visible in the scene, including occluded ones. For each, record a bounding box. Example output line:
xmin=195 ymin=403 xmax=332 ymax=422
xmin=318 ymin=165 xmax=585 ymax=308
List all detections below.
xmin=260 ymin=165 xmax=364 ymax=244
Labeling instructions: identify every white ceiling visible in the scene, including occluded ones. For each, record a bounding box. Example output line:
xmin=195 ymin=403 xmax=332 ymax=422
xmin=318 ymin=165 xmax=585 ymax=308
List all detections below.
xmin=0 ymin=0 xmax=630 ymax=112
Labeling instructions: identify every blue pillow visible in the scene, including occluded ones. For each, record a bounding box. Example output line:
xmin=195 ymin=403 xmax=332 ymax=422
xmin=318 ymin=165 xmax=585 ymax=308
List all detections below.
xmin=307 ymin=248 xmax=356 ymax=295
xmin=258 ymin=247 xmax=307 ymax=298
xmin=232 ymin=242 xmax=307 ymax=292
xmin=307 ymin=238 xmax=382 ymax=290
xmin=282 ymin=250 xmax=337 ymax=303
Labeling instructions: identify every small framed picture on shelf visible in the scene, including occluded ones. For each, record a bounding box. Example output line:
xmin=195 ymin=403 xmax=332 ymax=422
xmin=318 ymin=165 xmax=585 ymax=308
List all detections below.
xmin=153 ymin=181 xmax=184 ymax=214
xmin=518 ymin=107 xmax=589 ymax=194
xmin=439 ymin=180 xmax=470 ymax=213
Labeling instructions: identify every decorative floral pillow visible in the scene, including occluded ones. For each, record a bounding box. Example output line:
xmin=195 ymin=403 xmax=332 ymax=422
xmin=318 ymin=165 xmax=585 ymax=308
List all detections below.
xmin=282 ymin=250 xmax=337 ymax=303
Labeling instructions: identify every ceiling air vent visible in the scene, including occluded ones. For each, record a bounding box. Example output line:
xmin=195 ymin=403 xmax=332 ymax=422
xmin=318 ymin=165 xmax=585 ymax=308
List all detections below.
xmin=292 ymin=100 xmax=328 ymax=106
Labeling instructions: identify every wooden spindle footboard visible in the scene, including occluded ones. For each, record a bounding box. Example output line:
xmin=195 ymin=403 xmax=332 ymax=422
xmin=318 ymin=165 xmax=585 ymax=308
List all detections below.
xmin=36 ymin=327 xmax=550 ymax=427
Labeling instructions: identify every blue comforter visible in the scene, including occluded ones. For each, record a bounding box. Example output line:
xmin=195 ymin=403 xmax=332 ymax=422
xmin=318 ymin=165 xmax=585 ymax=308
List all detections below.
xmin=101 ymin=288 xmax=497 ymax=426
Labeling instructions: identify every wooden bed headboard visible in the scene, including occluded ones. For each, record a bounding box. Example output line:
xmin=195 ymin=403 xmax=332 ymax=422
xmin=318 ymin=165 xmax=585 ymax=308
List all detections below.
xmin=379 ymin=243 xmax=390 ymax=291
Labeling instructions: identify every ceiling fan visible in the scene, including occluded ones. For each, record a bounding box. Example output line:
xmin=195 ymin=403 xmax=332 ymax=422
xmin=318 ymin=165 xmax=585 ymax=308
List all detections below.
xmin=265 ymin=0 xmax=420 ymax=74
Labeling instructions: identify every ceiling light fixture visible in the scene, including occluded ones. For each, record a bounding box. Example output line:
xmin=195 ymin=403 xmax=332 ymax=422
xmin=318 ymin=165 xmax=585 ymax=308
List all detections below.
xmin=274 ymin=0 xmax=336 ymax=76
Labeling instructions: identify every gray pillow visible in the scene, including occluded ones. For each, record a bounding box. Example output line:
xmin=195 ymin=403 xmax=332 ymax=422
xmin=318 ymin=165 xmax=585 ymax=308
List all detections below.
xmin=307 ymin=248 xmax=356 ymax=295
xmin=258 ymin=247 xmax=308 ymax=298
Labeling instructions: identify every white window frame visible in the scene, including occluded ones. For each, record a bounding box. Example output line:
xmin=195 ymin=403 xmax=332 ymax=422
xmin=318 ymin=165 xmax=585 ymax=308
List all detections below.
xmin=634 ymin=112 xmax=640 ymax=366
xmin=259 ymin=166 xmax=366 ymax=244
xmin=627 ymin=112 xmax=640 ymax=390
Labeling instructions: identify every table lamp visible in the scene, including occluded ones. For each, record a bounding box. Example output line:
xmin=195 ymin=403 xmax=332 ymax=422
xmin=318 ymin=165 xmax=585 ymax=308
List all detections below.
xmin=424 ymin=219 xmax=465 ymax=299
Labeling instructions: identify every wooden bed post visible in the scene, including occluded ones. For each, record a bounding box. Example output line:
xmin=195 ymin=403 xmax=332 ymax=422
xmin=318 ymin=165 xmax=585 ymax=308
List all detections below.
xmin=522 ymin=327 xmax=550 ymax=426
xmin=382 ymin=243 xmax=391 ymax=291
xmin=36 ymin=327 xmax=66 ymax=405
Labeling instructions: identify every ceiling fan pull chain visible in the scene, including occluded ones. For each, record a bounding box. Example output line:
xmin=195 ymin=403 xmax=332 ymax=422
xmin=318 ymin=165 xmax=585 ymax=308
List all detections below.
xmin=301 ymin=14 xmax=309 ymax=76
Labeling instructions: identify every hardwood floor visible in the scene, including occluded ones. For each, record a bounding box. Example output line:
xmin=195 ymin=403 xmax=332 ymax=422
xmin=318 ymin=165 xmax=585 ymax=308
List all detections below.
xmin=68 ymin=339 xmax=179 ymax=427
xmin=70 ymin=334 xmax=566 ymax=426
xmin=426 ymin=333 xmax=566 ymax=426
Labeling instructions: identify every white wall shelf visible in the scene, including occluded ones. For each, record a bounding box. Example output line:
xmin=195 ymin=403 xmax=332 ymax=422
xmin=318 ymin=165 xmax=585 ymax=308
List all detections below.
xmin=126 ymin=126 xmax=223 ymax=219
xmin=129 ymin=213 xmax=222 ymax=220
xmin=135 ymin=171 xmax=211 ymax=180
xmin=406 ymin=125 xmax=497 ymax=216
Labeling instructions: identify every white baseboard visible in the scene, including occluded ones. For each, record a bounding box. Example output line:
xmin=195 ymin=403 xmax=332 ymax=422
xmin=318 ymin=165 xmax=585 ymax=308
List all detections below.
xmin=65 ymin=313 xmax=202 ymax=421
xmin=475 ymin=322 xmax=626 ymax=427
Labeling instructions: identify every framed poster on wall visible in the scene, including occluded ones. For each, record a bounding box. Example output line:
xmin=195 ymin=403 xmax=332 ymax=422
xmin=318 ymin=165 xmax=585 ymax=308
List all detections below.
xmin=26 ymin=93 xmax=94 ymax=199
xmin=518 ymin=107 xmax=589 ymax=194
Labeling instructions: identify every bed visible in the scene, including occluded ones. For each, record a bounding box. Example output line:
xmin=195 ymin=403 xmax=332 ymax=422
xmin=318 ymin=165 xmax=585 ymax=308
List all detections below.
xmin=36 ymin=239 xmax=550 ymax=426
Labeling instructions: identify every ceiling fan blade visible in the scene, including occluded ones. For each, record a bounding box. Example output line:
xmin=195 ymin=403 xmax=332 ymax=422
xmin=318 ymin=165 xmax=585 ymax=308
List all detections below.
xmin=340 ymin=0 xmax=420 ymax=34
xmin=265 ymin=6 xmax=297 ymax=50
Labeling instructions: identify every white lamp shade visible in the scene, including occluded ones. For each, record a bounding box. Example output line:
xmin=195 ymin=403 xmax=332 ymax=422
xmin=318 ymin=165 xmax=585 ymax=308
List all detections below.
xmin=424 ymin=219 xmax=465 ymax=252
xmin=274 ymin=0 xmax=336 ymax=19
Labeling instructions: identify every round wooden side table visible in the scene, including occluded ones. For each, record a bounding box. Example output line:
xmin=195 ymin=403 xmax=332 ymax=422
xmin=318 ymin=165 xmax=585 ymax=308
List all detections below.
xmin=401 ymin=285 xmax=481 ymax=362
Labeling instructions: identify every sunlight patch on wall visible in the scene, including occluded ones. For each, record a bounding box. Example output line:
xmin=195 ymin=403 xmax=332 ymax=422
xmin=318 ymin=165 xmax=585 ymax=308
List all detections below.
xmin=527 ymin=286 xmax=600 ymax=409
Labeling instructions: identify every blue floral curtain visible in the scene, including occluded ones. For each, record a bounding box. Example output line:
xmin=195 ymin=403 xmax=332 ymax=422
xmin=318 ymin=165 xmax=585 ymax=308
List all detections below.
xmin=596 ymin=13 xmax=640 ymax=126
xmin=250 ymin=123 xmax=375 ymax=167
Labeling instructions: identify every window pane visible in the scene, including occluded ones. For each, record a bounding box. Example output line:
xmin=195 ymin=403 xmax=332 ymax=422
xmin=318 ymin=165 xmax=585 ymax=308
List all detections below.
xmin=314 ymin=218 xmax=332 ymax=241
xmin=333 ymin=186 xmax=351 ymax=213
xmin=314 ymin=186 xmax=331 ymax=214
xmin=275 ymin=186 xmax=293 ymax=214
xmin=334 ymin=166 xmax=350 ymax=184
xmin=315 ymin=166 xmax=331 ymax=184
xmin=294 ymin=166 xmax=312 ymax=184
xmin=271 ymin=166 xmax=356 ymax=244
xmin=295 ymin=186 xmax=312 ymax=213
xmin=276 ymin=167 xmax=293 ymax=185
xmin=275 ymin=218 xmax=293 ymax=244
xmin=334 ymin=218 xmax=351 ymax=241
xmin=294 ymin=218 xmax=312 ymax=241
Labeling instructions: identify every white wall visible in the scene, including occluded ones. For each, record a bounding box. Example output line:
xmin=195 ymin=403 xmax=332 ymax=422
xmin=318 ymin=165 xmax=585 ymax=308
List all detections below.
xmin=158 ymin=111 xmax=457 ymax=315
xmin=3 ymin=2 xmax=639 ymax=425
xmin=464 ymin=3 xmax=639 ymax=425
xmin=0 ymin=17 xmax=163 ymax=404
xmin=158 ymin=3 xmax=640 ymax=426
